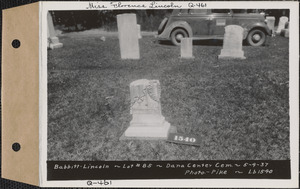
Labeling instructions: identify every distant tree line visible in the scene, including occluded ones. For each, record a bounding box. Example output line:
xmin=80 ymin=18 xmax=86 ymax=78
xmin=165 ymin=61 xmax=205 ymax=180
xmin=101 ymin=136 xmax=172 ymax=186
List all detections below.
xmin=50 ymin=9 xmax=289 ymax=32
xmin=51 ymin=10 xmax=172 ymax=32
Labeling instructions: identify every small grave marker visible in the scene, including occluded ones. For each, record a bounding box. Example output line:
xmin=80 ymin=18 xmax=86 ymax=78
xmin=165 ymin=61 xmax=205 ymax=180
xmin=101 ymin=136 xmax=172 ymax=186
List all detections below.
xmin=276 ymin=16 xmax=288 ymax=34
xmin=266 ymin=16 xmax=275 ymax=36
xmin=181 ymin=38 xmax=194 ymax=59
xmin=281 ymin=22 xmax=289 ymax=38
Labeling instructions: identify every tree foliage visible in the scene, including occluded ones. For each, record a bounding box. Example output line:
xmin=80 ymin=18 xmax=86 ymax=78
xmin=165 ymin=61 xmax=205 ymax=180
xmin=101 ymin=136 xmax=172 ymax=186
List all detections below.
xmin=50 ymin=9 xmax=289 ymax=32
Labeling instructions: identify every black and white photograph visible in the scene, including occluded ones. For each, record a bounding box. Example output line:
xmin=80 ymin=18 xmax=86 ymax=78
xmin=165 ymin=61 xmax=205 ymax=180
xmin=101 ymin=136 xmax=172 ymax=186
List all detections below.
xmin=43 ymin=1 xmax=298 ymax=187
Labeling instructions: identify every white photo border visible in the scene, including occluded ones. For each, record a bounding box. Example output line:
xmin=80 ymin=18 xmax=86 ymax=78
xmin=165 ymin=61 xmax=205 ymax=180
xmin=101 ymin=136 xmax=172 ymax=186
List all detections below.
xmin=40 ymin=1 xmax=299 ymax=187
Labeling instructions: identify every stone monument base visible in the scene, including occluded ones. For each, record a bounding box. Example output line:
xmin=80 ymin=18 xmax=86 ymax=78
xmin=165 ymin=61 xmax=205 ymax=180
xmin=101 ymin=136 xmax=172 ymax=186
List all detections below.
xmin=121 ymin=114 xmax=173 ymax=139
xmin=125 ymin=120 xmax=171 ymax=138
xmin=48 ymin=37 xmax=63 ymax=49
xmin=49 ymin=43 xmax=63 ymax=49
xmin=120 ymin=125 xmax=177 ymax=141
xmin=218 ymin=49 xmax=246 ymax=60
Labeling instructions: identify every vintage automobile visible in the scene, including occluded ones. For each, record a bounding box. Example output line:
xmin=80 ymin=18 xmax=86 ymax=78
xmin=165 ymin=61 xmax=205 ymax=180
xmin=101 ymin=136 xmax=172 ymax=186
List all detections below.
xmin=157 ymin=9 xmax=271 ymax=46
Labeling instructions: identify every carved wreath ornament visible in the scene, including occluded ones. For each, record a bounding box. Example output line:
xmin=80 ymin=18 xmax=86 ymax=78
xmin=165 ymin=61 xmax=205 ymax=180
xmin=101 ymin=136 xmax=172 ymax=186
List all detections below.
xmin=130 ymin=81 xmax=161 ymax=107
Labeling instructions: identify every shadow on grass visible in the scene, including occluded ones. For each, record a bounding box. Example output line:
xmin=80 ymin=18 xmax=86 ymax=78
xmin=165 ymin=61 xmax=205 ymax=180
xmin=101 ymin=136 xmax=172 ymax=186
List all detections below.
xmin=158 ymin=39 xmax=224 ymax=46
xmin=157 ymin=38 xmax=272 ymax=47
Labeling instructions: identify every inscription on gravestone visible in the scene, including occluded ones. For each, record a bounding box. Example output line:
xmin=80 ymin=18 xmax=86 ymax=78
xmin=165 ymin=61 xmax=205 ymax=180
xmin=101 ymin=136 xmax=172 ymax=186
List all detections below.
xmin=218 ymin=25 xmax=245 ymax=60
xmin=117 ymin=14 xmax=140 ymax=59
xmin=123 ymin=79 xmax=171 ymax=139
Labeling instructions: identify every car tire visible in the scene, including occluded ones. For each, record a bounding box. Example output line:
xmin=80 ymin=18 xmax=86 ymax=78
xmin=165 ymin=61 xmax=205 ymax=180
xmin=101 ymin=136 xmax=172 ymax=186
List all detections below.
xmin=158 ymin=17 xmax=168 ymax=35
xmin=247 ymin=29 xmax=266 ymax=46
xmin=171 ymin=28 xmax=188 ymax=46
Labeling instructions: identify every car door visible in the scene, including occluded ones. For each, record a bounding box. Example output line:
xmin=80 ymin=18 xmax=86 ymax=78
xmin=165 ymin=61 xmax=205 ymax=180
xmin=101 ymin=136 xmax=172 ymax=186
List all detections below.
xmin=209 ymin=9 xmax=233 ymax=37
xmin=185 ymin=9 xmax=210 ymax=37
xmin=231 ymin=9 xmax=253 ymax=28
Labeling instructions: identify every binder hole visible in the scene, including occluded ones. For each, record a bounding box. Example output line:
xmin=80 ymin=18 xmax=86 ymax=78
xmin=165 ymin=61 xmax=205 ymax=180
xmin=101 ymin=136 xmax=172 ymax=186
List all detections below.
xmin=12 ymin=143 xmax=21 ymax=152
xmin=12 ymin=39 xmax=21 ymax=48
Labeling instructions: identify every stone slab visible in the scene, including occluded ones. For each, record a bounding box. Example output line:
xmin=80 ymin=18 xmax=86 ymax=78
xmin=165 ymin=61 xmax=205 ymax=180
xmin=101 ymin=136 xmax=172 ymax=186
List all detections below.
xmin=218 ymin=54 xmax=246 ymax=60
xmin=281 ymin=29 xmax=289 ymax=38
xmin=266 ymin=16 xmax=275 ymax=36
xmin=117 ymin=14 xmax=140 ymax=59
xmin=276 ymin=16 xmax=289 ymax=34
xmin=119 ymin=126 xmax=177 ymax=141
xmin=181 ymin=38 xmax=194 ymax=59
xmin=49 ymin=42 xmax=63 ymax=50
xmin=218 ymin=25 xmax=245 ymax=60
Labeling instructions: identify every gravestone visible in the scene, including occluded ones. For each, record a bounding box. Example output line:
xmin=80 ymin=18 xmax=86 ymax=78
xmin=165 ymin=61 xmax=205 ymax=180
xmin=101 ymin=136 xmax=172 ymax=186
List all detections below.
xmin=276 ymin=16 xmax=288 ymax=34
xmin=218 ymin=25 xmax=245 ymax=60
xmin=137 ymin=24 xmax=142 ymax=39
xmin=181 ymin=38 xmax=194 ymax=59
xmin=123 ymin=79 xmax=171 ymax=139
xmin=285 ymin=22 xmax=289 ymax=29
xmin=117 ymin=14 xmax=140 ymax=59
xmin=47 ymin=12 xmax=63 ymax=49
xmin=281 ymin=22 xmax=289 ymax=38
xmin=266 ymin=16 xmax=275 ymax=36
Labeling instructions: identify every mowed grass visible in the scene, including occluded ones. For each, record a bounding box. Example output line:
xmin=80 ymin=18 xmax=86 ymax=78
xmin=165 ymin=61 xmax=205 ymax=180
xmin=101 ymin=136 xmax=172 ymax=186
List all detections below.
xmin=48 ymin=34 xmax=289 ymax=161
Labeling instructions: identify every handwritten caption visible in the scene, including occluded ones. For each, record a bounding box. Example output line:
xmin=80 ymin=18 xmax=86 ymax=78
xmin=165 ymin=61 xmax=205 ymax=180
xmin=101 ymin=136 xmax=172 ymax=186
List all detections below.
xmin=87 ymin=180 xmax=112 ymax=186
xmin=86 ymin=1 xmax=207 ymax=9
xmin=53 ymin=161 xmax=273 ymax=176
xmin=48 ymin=160 xmax=290 ymax=180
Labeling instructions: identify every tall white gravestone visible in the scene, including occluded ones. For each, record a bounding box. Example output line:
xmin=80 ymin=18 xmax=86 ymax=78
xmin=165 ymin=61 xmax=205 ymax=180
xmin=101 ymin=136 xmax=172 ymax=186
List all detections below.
xmin=117 ymin=14 xmax=140 ymax=59
xmin=276 ymin=16 xmax=288 ymax=34
xmin=47 ymin=12 xmax=63 ymax=49
xmin=218 ymin=25 xmax=245 ymax=60
xmin=266 ymin=16 xmax=275 ymax=36
xmin=124 ymin=79 xmax=171 ymax=139
xmin=181 ymin=38 xmax=194 ymax=59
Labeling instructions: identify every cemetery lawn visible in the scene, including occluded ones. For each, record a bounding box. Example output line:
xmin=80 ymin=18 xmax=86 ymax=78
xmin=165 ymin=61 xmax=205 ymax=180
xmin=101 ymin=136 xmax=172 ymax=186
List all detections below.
xmin=48 ymin=34 xmax=289 ymax=161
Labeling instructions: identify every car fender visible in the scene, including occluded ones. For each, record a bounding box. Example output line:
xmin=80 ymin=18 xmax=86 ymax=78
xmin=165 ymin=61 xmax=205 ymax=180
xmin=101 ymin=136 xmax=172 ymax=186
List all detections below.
xmin=158 ymin=21 xmax=193 ymax=39
xmin=242 ymin=23 xmax=271 ymax=39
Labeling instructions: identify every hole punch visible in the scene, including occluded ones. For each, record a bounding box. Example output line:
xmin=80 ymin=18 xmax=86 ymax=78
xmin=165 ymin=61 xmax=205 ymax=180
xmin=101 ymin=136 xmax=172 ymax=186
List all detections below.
xmin=12 ymin=39 xmax=21 ymax=48
xmin=12 ymin=142 xmax=21 ymax=152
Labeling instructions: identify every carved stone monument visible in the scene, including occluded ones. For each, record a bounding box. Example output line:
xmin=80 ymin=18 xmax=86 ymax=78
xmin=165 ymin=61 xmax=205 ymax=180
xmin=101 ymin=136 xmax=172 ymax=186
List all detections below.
xmin=218 ymin=25 xmax=245 ymax=60
xmin=276 ymin=16 xmax=288 ymax=34
xmin=137 ymin=24 xmax=142 ymax=39
xmin=47 ymin=12 xmax=63 ymax=49
xmin=117 ymin=14 xmax=140 ymax=59
xmin=181 ymin=38 xmax=194 ymax=59
xmin=266 ymin=16 xmax=275 ymax=36
xmin=123 ymin=79 xmax=171 ymax=139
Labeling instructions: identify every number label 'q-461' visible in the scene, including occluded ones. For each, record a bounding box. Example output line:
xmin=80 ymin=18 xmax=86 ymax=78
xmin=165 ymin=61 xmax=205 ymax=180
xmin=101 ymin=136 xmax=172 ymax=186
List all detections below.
xmin=167 ymin=133 xmax=201 ymax=146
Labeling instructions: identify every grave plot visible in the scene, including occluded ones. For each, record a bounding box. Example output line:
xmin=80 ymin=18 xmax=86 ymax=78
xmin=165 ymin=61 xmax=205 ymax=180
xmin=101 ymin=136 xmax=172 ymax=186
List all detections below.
xmin=47 ymin=30 xmax=290 ymax=161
